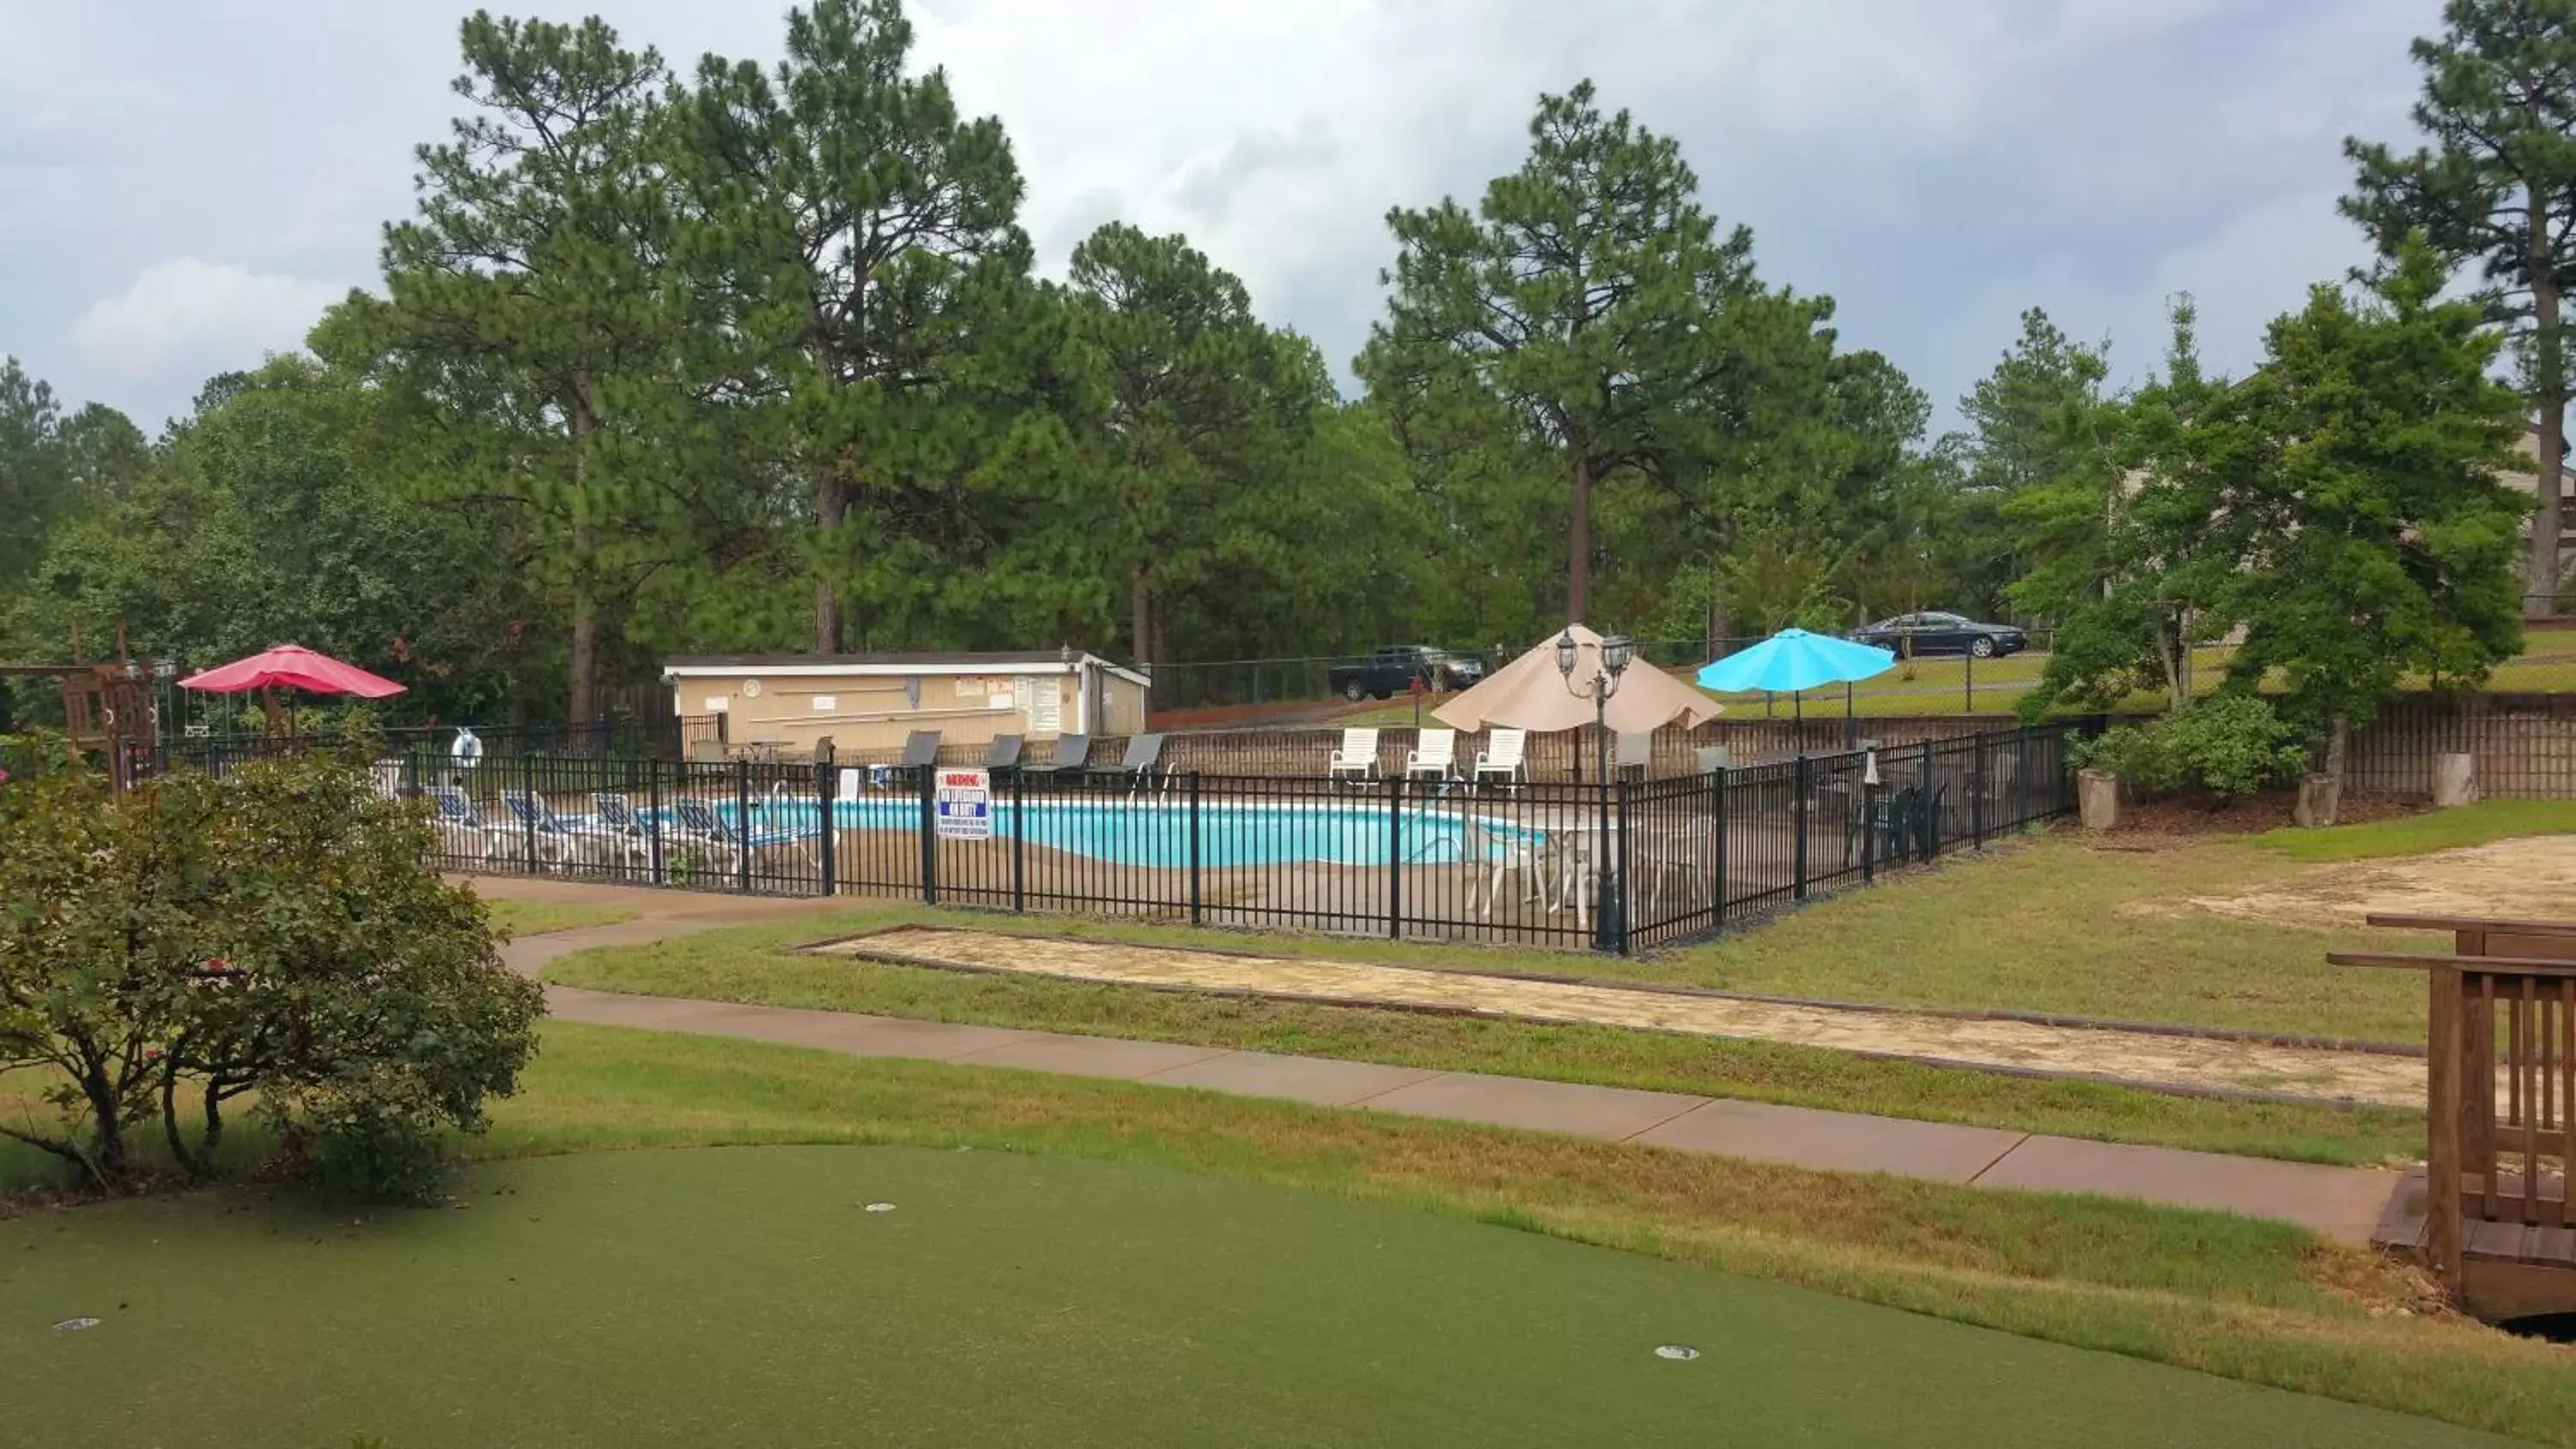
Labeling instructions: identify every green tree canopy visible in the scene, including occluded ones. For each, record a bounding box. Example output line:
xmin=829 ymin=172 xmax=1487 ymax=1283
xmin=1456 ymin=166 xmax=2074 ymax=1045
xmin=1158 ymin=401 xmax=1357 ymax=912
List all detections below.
xmin=2209 ymin=240 xmax=2529 ymax=792
xmin=1360 ymin=81 xmax=1763 ymax=624
xmin=2344 ymin=0 xmax=2576 ymax=608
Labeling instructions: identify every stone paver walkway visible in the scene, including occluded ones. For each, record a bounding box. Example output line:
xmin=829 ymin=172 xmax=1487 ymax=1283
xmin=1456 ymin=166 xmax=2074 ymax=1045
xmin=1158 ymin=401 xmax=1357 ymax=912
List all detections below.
xmin=817 ymin=926 xmax=2425 ymax=1107
xmin=472 ymin=878 xmax=2404 ymax=1247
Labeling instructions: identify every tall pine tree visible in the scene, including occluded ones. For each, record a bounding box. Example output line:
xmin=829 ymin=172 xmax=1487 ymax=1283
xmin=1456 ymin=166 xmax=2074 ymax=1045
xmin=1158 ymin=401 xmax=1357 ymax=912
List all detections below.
xmin=2344 ymin=0 xmax=2576 ymax=610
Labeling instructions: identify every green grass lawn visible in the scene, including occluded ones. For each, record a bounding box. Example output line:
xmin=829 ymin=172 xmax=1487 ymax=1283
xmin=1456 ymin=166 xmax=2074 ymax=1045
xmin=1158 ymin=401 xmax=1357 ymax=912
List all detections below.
xmin=9 ymin=1026 xmax=2567 ymax=1446
xmin=539 ymin=812 xmax=2542 ymax=1164
xmin=482 ymin=898 xmax=637 ymax=938
xmin=2253 ymin=799 xmax=2576 ymax=863
xmin=543 ymin=898 xmax=2421 ymax=1166
xmin=3 ymin=1139 xmax=2515 ymax=1449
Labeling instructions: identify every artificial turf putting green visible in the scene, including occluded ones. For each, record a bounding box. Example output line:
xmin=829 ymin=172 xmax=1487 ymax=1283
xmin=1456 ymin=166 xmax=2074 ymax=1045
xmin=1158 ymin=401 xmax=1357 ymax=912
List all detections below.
xmin=0 ymin=1146 xmax=2511 ymax=1448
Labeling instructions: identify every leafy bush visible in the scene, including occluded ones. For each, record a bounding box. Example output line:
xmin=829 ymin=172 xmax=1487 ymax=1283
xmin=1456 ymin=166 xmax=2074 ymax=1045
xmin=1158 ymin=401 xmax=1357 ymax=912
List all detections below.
xmin=2067 ymin=695 xmax=2308 ymax=802
xmin=2069 ymin=723 xmax=2181 ymax=795
xmin=0 ymin=742 xmax=544 ymax=1199
xmin=2154 ymin=694 xmax=2310 ymax=800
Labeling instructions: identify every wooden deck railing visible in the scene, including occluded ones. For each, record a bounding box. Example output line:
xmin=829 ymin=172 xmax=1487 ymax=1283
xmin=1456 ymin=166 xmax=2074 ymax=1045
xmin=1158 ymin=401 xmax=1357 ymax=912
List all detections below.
xmin=2332 ymin=915 xmax=2576 ymax=1288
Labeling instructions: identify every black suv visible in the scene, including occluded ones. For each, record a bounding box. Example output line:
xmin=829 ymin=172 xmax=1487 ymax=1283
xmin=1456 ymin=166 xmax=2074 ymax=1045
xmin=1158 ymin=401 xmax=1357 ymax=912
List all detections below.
xmin=1852 ymin=612 xmax=2029 ymax=658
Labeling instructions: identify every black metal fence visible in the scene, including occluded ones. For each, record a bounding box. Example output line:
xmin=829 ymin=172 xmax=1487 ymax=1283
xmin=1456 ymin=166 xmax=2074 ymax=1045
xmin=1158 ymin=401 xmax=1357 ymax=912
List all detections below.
xmin=347 ymin=719 xmax=2077 ymax=952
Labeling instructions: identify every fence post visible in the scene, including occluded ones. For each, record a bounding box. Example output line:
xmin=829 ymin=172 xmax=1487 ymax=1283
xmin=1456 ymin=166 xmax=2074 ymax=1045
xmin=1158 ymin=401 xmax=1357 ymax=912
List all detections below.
xmin=1920 ymin=737 xmax=1938 ymax=858
xmin=1964 ymin=651 xmax=1974 ymax=713
xmin=919 ymin=761 xmax=939 ymax=907
xmin=520 ymin=750 xmax=538 ymax=872
xmin=734 ymin=760 xmax=752 ymax=894
xmin=1614 ymin=776 xmax=1633 ymax=955
xmin=1010 ymin=766 xmax=1026 ymax=915
xmin=1793 ymin=755 xmax=1811 ymax=902
xmin=1387 ymin=773 xmax=1403 ymax=941
xmin=647 ymin=755 xmax=665 ymax=886
xmin=1862 ymin=770 xmax=1877 ymax=884
xmin=1971 ymin=730 xmax=1987 ymax=850
xmin=815 ymin=753 xmax=836 ymax=898
xmin=1710 ymin=765 xmax=1728 ymax=935
xmin=1188 ymin=773 xmax=1204 ymax=928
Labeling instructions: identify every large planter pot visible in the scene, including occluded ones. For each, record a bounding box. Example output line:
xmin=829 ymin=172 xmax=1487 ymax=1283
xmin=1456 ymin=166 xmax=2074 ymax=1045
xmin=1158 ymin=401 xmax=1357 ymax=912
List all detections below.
xmin=2077 ymin=769 xmax=2121 ymax=833
xmin=2293 ymin=773 xmax=2342 ymax=829
xmin=2432 ymin=751 xmax=2478 ymax=809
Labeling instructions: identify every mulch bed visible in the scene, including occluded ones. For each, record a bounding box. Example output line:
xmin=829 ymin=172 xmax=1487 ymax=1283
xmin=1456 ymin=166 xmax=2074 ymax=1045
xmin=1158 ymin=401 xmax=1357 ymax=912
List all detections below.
xmin=2088 ymin=790 xmax=2425 ymax=850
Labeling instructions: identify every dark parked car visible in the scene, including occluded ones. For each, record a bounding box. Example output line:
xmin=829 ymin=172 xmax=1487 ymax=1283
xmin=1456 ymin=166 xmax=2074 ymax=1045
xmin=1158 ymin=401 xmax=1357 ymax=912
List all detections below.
xmin=1852 ymin=612 xmax=2029 ymax=659
xmin=1327 ymin=646 xmax=1486 ymax=700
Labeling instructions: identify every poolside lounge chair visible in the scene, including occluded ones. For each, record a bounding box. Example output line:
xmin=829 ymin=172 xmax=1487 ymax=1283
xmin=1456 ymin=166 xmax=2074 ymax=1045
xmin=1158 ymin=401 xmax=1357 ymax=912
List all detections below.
xmin=1106 ymin=733 xmax=1168 ymax=794
xmin=430 ymin=785 xmax=502 ymax=864
xmin=369 ymin=758 xmax=406 ymax=803
xmin=1039 ymin=734 xmax=1091 ymax=776
xmin=671 ymin=797 xmax=817 ymax=879
xmin=1694 ymin=745 xmax=1731 ymax=775
xmin=1471 ymin=729 xmax=1525 ymax=793
xmin=1611 ymin=731 xmax=1655 ymax=781
xmin=687 ymin=737 xmax=728 ymax=765
xmin=501 ymin=789 xmax=587 ymax=869
xmin=591 ymin=791 xmax=658 ymax=876
xmin=1405 ymin=728 xmax=1456 ymax=785
xmin=983 ymin=733 xmax=1024 ymax=773
xmin=900 ymin=729 xmax=943 ymax=773
xmin=1327 ymin=728 xmax=1380 ymax=785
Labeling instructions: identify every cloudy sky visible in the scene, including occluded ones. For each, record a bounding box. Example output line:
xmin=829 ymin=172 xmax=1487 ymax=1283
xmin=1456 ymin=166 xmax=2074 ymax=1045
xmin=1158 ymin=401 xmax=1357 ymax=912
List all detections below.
xmin=2 ymin=0 xmax=2436 ymax=436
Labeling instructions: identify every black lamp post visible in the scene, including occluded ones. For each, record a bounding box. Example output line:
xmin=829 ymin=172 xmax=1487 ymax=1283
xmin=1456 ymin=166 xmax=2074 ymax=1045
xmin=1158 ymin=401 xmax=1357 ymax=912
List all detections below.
xmin=1556 ymin=629 xmax=1635 ymax=952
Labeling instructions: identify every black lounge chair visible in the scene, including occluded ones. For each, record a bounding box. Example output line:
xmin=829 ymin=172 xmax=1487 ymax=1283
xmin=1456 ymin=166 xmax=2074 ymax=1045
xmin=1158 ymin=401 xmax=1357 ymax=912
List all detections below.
xmin=1107 ymin=733 xmax=1168 ymax=793
xmin=983 ymin=733 xmax=1024 ymax=772
xmin=900 ymin=730 xmax=943 ymax=774
xmin=1042 ymin=733 xmax=1091 ymax=775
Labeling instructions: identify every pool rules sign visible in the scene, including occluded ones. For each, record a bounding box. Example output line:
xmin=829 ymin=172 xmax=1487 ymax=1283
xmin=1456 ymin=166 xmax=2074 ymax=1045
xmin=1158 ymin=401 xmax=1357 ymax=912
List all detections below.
xmin=934 ymin=767 xmax=993 ymax=840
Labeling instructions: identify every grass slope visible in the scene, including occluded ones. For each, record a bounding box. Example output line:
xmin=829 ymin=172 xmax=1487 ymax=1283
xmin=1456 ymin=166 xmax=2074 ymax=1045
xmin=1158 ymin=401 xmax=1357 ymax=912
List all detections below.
xmin=2254 ymin=800 xmax=2576 ymax=864
xmin=2 ymin=1142 xmax=2511 ymax=1449
xmin=483 ymin=898 xmax=637 ymax=938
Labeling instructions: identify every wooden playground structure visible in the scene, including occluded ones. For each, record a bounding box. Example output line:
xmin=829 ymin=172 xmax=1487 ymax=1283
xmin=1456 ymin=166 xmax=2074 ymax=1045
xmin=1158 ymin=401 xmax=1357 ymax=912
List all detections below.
xmin=2336 ymin=916 xmax=2576 ymax=1324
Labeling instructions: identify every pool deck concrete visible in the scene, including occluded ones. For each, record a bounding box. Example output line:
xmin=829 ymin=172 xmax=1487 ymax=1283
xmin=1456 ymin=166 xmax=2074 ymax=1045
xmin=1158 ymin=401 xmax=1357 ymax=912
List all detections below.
xmin=477 ymin=875 xmax=2405 ymax=1246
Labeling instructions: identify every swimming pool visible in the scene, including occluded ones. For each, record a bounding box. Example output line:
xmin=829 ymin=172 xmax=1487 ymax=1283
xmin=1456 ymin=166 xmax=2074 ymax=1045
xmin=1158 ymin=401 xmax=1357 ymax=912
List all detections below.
xmin=737 ymin=795 xmax=1552 ymax=869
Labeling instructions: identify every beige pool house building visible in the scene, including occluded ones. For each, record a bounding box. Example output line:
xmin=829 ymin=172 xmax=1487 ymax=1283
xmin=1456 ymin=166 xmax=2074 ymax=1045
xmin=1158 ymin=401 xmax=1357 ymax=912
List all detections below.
xmin=663 ymin=651 xmax=1151 ymax=758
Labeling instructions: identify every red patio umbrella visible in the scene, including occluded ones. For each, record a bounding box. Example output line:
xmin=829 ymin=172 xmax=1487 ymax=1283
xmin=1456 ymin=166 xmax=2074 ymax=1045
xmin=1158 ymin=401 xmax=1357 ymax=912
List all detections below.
xmin=179 ymin=644 xmax=404 ymax=733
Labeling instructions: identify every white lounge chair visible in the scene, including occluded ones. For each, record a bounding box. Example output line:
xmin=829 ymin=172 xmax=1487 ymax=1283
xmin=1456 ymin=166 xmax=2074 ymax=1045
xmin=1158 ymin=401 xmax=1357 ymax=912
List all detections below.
xmin=1327 ymin=728 xmax=1380 ymax=785
xmin=1472 ymin=729 xmax=1525 ymax=793
xmin=1406 ymin=728 xmax=1456 ymax=785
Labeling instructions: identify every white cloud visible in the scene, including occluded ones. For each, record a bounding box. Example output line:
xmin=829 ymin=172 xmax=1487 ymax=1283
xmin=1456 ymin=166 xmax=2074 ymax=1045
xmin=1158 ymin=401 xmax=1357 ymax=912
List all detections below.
xmin=69 ymin=258 xmax=341 ymax=380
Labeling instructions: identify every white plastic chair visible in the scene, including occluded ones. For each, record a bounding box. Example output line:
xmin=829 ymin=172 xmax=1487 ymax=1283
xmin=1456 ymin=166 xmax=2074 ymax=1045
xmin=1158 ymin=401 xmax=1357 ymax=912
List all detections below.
xmin=1472 ymin=728 xmax=1525 ymax=793
xmin=1459 ymin=816 xmax=1549 ymax=919
xmin=1327 ymin=728 xmax=1381 ymax=785
xmin=1405 ymin=728 xmax=1456 ymax=785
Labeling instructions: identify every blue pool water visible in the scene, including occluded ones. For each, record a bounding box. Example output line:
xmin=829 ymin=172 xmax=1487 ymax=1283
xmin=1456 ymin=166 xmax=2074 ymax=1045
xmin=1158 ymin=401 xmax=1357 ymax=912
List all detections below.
xmin=738 ymin=796 xmax=1518 ymax=869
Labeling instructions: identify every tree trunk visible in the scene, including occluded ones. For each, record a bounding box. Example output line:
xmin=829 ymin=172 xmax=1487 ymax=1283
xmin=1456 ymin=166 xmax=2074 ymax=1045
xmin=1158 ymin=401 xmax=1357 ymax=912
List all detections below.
xmin=2531 ymin=201 xmax=2564 ymax=615
xmin=568 ymin=537 xmax=598 ymax=726
xmin=1130 ymin=567 xmax=1151 ymax=668
xmin=1567 ymin=455 xmax=1592 ymax=623
xmin=2154 ymin=615 xmax=2184 ymax=711
xmin=814 ymin=472 xmax=846 ymax=654
xmin=567 ymin=391 xmax=601 ymax=724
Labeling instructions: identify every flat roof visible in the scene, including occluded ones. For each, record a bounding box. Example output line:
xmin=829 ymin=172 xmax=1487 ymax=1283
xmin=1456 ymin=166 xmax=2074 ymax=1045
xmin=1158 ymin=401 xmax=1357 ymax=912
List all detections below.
xmin=665 ymin=652 xmax=1151 ymax=687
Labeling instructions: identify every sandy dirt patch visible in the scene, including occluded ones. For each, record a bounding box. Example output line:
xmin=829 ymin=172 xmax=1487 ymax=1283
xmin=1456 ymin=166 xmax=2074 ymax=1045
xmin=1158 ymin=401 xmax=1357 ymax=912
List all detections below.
xmin=2164 ymin=835 xmax=2576 ymax=932
xmin=819 ymin=926 xmax=2427 ymax=1107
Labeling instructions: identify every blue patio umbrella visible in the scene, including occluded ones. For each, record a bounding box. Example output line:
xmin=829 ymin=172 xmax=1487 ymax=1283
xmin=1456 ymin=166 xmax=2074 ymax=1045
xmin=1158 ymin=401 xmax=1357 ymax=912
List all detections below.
xmin=1695 ymin=627 xmax=1895 ymax=724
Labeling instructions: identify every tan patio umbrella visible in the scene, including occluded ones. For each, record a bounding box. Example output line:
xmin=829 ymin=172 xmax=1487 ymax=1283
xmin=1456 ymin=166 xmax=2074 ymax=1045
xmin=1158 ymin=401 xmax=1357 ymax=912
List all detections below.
xmin=1431 ymin=625 xmax=1722 ymax=733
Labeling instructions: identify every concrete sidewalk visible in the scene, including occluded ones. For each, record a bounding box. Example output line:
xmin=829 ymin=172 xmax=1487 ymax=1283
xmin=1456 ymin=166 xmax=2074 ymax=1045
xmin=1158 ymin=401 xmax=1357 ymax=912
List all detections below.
xmin=497 ymin=894 xmax=2403 ymax=1246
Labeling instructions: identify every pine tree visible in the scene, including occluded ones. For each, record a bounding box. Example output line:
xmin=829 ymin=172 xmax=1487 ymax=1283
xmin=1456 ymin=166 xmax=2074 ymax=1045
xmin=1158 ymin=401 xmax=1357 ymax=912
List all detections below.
xmin=2344 ymin=0 xmax=2576 ymax=610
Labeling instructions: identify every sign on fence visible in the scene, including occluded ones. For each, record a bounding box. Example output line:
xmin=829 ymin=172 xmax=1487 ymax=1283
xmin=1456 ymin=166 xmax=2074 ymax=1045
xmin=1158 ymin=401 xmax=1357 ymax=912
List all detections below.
xmin=934 ymin=767 xmax=992 ymax=840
